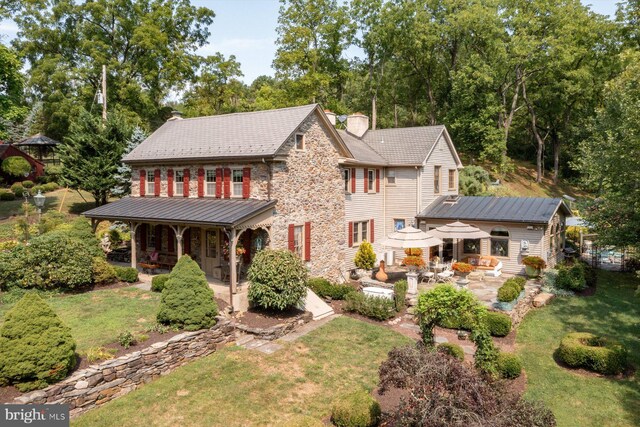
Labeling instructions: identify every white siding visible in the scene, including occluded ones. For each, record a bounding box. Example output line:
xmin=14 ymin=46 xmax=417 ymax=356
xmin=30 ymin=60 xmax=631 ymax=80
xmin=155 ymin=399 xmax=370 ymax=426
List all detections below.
xmin=344 ymin=167 xmax=385 ymax=270
xmin=421 ymin=135 xmax=459 ymax=210
xmin=384 ymin=167 xmax=419 ymax=262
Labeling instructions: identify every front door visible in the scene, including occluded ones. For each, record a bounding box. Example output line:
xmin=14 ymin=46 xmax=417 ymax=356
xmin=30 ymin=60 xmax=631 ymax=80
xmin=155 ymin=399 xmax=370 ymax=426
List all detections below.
xmin=203 ymin=229 xmax=220 ymax=276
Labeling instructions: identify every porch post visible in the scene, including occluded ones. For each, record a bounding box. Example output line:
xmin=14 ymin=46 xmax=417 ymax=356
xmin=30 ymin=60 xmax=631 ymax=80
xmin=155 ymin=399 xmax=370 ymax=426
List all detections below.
xmin=130 ymin=222 xmax=140 ymax=269
xmin=170 ymin=225 xmax=189 ymax=260
xmin=229 ymin=227 xmax=237 ymax=295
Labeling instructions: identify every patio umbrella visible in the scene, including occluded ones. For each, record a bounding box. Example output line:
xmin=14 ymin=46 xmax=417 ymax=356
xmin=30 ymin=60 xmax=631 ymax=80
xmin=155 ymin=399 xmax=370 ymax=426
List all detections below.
xmin=380 ymin=225 xmax=443 ymax=249
xmin=428 ymin=221 xmax=490 ymax=261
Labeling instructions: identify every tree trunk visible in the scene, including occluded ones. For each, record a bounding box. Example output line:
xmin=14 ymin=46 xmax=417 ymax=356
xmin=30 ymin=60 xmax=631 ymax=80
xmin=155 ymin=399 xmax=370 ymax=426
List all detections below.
xmin=522 ymin=80 xmax=545 ymax=183
xmin=552 ymin=131 xmax=560 ymax=184
xmin=371 ymin=95 xmax=377 ymax=130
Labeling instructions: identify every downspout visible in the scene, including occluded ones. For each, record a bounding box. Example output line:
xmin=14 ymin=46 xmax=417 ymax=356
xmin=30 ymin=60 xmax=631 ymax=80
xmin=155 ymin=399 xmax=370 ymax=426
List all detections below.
xmin=263 ymin=158 xmax=272 ymax=201
xmin=415 ymin=166 xmax=420 ymax=225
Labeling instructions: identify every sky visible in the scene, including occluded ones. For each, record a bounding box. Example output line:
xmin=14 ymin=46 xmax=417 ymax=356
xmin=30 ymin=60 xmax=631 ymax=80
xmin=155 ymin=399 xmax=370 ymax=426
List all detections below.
xmin=0 ymin=0 xmax=620 ymax=84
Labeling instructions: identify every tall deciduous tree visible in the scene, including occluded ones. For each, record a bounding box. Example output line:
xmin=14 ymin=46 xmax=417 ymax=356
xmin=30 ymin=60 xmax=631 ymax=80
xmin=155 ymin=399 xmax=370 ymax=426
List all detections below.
xmin=59 ymin=109 xmax=134 ymax=206
xmin=0 ymin=44 xmax=28 ymax=140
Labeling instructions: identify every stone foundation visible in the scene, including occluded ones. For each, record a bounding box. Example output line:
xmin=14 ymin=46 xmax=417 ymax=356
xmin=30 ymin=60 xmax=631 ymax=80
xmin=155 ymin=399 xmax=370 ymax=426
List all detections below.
xmin=234 ymin=311 xmax=312 ymax=341
xmin=14 ymin=318 xmax=235 ymax=418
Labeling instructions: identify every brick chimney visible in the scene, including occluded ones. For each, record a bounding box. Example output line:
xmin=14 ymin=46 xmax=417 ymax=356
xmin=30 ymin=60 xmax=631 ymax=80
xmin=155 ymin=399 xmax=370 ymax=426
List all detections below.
xmin=324 ymin=109 xmax=336 ymax=126
xmin=346 ymin=113 xmax=369 ymax=137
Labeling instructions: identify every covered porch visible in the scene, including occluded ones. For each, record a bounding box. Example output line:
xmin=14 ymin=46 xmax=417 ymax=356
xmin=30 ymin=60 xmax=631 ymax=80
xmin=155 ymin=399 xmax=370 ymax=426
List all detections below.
xmin=84 ymin=197 xmax=277 ymax=311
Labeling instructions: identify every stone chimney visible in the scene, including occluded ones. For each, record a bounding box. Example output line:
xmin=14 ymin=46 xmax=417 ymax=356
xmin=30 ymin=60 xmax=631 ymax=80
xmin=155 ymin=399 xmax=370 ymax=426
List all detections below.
xmin=167 ymin=110 xmax=183 ymax=121
xmin=346 ymin=113 xmax=369 ymax=137
xmin=324 ymin=109 xmax=336 ymax=126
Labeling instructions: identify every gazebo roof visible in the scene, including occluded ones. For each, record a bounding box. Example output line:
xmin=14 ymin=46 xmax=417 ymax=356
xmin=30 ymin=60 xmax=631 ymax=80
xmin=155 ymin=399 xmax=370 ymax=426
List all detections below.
xmin=15 ymin=134 xmax=61 ymax=147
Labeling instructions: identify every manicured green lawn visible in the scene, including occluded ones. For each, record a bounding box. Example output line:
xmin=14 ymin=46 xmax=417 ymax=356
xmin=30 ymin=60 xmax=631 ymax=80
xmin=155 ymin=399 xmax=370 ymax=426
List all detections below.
xmin=0 ymin=287 xmax=161 ymax=353
xmin=516 ymin=271 xmax=640 ymax=427
xmin=73 ymin=316 xmax=413 ymax=426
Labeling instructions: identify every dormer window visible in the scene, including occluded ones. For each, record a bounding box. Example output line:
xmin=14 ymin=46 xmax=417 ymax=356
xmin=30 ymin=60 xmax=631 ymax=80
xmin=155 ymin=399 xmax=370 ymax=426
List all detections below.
xmin=295 ymin=134 xmax=305 ymax=150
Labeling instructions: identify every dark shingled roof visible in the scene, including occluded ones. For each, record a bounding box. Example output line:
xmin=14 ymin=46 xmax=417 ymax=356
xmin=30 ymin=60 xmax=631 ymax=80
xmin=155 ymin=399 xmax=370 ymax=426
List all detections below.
xmin=83 ymin=197 xmax=277 ymax=227
xmin=418 ymin=196 xmax=572 ymax=224
xmin=336 ymin=130 xmax=387 ymax=165
xmin=15 ymin=134 xmax=61 ymax=146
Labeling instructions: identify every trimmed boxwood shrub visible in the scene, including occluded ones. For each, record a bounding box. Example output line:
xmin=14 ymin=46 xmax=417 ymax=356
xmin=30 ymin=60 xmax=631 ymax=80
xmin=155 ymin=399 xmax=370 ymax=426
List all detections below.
xmin=0 ymin=293 xmax=76 ymax=391
xmin=42 ymin=182 xmax=59 ymax=192
xmin=248 ymin=249 xmax=308 ymax=311
xmin=497 ymin=282 xmax=520 ymax=302
xmin=307 ymin=277 xmax=354 ymax=300
xmin=331 ymin=390 xmax=381 ymax=427
xmin=10 ymin=182 xmax=24 ymax=197
xmin=21 ymin=180 xmax=34 ymax=189
xmin=344 ymin=291 xmax=396 ymax=321
xmin=115 ymin=266 xmax=139 ymax=283
xmin=437 ymin=311 xmax=475 ymax=330
xmin=558 ymin=332 xmax=628 ymax=375
xmin=496 ymin=352 xmax=522 ymax=379
xmin=437 ymin=342 xmax=465 ymax=361
xmin=157 ymin=256 xmax=218 ymax=331
xmin=151 ymin=274 xmax=170 ymax=292
xmin=0 ymin=190 xmax=15 ymax=201
xmin=485 ymin=311 xmax=512 ymax=337
xmin=394 ymin=279 xmax=408 ymax=311
xmin=92 ymin=257 xmax=117 ymax=285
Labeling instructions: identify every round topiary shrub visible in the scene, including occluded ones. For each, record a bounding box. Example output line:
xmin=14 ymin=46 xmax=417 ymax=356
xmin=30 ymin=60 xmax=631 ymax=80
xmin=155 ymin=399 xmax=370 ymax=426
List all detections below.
xmin=92 ymin=257 xmax=117 ymax=285
xmin=331 ymin=390 xmax=381 ymax=427
xmin=437 ymin=342 xmax=465 ymax=361
xmin=557 ymin=332 xmax=628 ymax=375
xmin=0 ymin=293 xmax=76 ymax=391
xmin=497 ymin=282 xmax=520 ymax=302
xmin=485 ymin=311 xmax=512 ymax=337
xmin=248 ymin=249 xmax=308 ymax=311
xmin=157 ymin=255 xmax=218 ymax=331
xmin=2 ymin=156 xmax=31 ymax=178
xmin=0 ymin=190 xmax=15 ymax=201
xmin=496 ymin=352 xmax=522 ymax=379
xmin=21 ymin=180 xmax=34 ymax=189
xmin=282 ymin=414 xmax=324 ymax=427
xmin=115 ymin=266 xmax=139 ymax=283
xmin=151 ymin=274 xmax=170 ymax=292
xmin=10 ymin=182 xmax=24 ymax=197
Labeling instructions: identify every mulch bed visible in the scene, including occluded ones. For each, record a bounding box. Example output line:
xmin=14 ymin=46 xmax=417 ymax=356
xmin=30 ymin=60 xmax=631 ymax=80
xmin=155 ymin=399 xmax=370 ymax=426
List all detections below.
xmin=233 ymin=307 xmax=306 ymax=329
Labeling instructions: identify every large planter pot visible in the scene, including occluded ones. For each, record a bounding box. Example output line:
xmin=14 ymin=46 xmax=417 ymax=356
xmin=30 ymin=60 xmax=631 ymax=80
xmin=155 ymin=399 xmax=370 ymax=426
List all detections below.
xmin=525 ymin=265 xmax=541 ymax=278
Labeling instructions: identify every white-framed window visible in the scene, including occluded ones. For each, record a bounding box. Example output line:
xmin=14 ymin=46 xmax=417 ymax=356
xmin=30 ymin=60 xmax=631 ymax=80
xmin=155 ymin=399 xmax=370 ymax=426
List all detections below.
xmin=231 ymin=169 xmax=243 ymax=197
xmin=448 ymin=169 xmax=456 ymax=190
xmin=205 ymin=169 xmax=216 ymax=196
xmin=295 ymin=133 xmax=305 ymax=150
xmin=463 ymin=239 xmax=481 ymax=254
xmin=206 ymin=230 xmax=218 ymax=258
xmin=367 ymin=169 xmax=375 ymax=192
xmin=146 ymin=170 xmax=155 ymax=195
xmin=353 ymin=220 xmax=369 ymax=245
xmin=175 ymin=170 xmax=184 ymax=196
xmin=147 ymin=225 xmax=156 ymax=249
xmin=490 ymin=227 xmax=510 ymax=257
xmin=387 ymin=169 xmax=396 ymax=185
xmin=343 ymin=168 xmax=351 ymax=193
xmin=434 ymin=166 xmax=441 ymax=194
xmin=293 ymin=225 xmax=304 ymax=259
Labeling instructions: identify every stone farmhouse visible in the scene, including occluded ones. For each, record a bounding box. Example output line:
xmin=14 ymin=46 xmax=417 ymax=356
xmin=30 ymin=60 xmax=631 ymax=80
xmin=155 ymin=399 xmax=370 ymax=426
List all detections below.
xmin=84 ymin=104 xmax=570 ymax=300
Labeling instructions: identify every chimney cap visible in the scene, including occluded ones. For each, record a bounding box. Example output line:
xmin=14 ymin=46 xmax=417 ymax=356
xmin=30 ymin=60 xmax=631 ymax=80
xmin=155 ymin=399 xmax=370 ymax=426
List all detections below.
xmin=168 ymin=110 xmax=184 ymax=121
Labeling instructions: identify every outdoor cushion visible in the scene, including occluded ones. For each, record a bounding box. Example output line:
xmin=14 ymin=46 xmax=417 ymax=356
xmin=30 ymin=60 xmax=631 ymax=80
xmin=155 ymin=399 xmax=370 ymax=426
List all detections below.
xmin=479 ymin=259 xmax=491 ymax=267
xmin=489 ymin=258 xmax=498 ymax=267
xmin=468 ymin=257 xmax=478 ymax=266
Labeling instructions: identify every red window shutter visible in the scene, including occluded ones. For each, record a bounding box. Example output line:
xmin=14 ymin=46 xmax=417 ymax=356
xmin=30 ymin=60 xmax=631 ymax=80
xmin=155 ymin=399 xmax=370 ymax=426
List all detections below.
xmin=155 ymin=224 xmax=162 ymax=250
xmin=370 ymin=219 xmax=375 ymax=243
xmin=215 ymin=168 xmax=222 ymax=198
xmin=288 ymin=224 xmax=295 ymax=252
xmin=184 ymin=229 xmax=191 ymax=255
xmin=140 ymin=224 xmax=147 ymax=251
xmin=183 ymin=168 xmax=190 ymax=197
xmin=348 ymin=222 xmax=353 ymax=248
xmin=375 ymin=169 xmax=380 ymax=193
xmin=223 ymin=168 xmax=231 ymax=198
xmin=364 ymin=168 xmax=369 ymax=193
xmin=351 ymin=168 xmax=356 ymax=193
xmin=139 ymin=170 xmax=146 ymax=197
xmin=197 ymin=168 xmax=204 ymax=198
xmin=154 ymin=169 xmax=160 ymax=197
xmin=167 ymin=169 xmax=174 ymax=197
xmin=167 ymin=226 xmax=175 ymax=253
xmin=242 ymin=167 xmax=251 ymax=199
xmin=304 ymin=222 xmax=311 ymax=261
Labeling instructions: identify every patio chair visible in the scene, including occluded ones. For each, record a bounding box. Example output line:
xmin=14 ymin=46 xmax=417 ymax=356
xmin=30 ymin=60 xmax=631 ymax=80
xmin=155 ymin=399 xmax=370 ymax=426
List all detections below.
xmin=436 ymin=263 xmax=455 ymax=283
xmin=419 ymin=266 xmax=435 ymax=285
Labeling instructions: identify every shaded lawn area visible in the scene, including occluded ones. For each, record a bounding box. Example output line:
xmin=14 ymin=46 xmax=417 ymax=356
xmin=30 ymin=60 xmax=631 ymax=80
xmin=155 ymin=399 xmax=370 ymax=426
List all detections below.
xmin=73 ymin=316 xmax=413 ymax=427
xmin=0 ymin=188 xmax=98 ymax=220
xmin=516 ymin=270 xmax=640 ymax=427
xmin=0 ymin=287 xmax=161 ymax=353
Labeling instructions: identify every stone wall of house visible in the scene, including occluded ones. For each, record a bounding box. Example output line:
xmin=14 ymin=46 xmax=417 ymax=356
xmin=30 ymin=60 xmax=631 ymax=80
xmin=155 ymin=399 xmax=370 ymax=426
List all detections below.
xmin=14 ymin=319 xmax=235 ymax=418
xmin=269 ymin=114 xmax=347 ymax=281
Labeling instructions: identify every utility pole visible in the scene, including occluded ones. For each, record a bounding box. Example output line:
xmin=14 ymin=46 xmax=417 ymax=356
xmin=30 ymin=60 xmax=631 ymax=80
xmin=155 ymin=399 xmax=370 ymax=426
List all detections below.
xmin=101 ymin=65 xmax=107 ymax=122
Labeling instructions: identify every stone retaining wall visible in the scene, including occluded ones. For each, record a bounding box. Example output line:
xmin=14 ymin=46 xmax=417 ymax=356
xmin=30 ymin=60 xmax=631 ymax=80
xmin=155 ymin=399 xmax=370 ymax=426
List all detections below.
xmin=508 ymin=287 xmax=542 ymax=326
xmin=234 ymin=311 xmax=312 ymax=340
xmin=14 ymin=318 xmax=235 ymax=418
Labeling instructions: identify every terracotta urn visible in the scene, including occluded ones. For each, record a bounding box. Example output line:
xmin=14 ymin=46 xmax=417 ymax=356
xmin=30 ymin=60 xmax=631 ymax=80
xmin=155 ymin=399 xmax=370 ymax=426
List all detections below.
xmin=376 ymin=260 xmax=388 ymax=282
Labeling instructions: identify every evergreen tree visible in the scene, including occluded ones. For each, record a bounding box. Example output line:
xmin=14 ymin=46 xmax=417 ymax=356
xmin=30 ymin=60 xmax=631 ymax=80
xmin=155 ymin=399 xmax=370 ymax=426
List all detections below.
xmin=112 ymin=126 xmax=147 ymax=197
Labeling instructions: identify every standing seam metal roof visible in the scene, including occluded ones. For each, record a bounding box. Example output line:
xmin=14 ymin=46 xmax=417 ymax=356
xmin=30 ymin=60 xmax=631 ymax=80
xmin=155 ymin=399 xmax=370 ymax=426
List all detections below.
xmin=417 ymin=196 xmax=571 ymax=224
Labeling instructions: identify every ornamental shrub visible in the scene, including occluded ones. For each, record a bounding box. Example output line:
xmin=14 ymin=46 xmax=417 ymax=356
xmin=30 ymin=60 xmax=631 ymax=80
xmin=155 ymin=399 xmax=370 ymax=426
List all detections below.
xmin=497 ymin=280 xmax=521 ymax=302
xmin=21 ymin=180 xmax=34 ymax=189
xmin=522 ymin=256 xmax=546 ymax=270
xmin=42 ymin=182 xmax=59 ymax=192
xmin=556 ymin=263 xmax=587 ymax=291
xmin=248 ymin=249 xmax=308 ymax=311
xmin=557 ymin=332 xmax=628 ymax=375
xmin=92 ymin=257 xmax=117 ymax=285
xmin=437 ymin=342 xmax=465 ymax=361
xmin=331 ymin=390 xmax=381 ymax=427
xmin=496 ymin=352 xmax=523 ymax=379
xmin=2 ymin=156 xmax=31 ymax=178
xmin=114 ymin=266 xmax=139 ymax=283
xmin=394 ymin=279 xmax=408 ymax=311
xmin=0 ymin=190 xmax=15 ymax=200
xmin=437 ymin=311 xmax=474 ymax=330
xmin=0 ymin=293 xmax=76 ymax=391
xmin=307 ymin=277 xmax=354 ymax=300
xmin=485 ymin=311 xmax=512 ymax=337
xmin=354 ymin=241 xmax=376 ymax=270
xmin=10 ymin=182 xmax=24 ymax=197
xmin=344 ymin=292 xmax=396 ymax=321
xmin=151 ymin=274 xmax=170 ymax=292
xmin=508 ymin=276 xmax=527 ymax=291
xmin=157 ymin=255 xmax=218 ymax=331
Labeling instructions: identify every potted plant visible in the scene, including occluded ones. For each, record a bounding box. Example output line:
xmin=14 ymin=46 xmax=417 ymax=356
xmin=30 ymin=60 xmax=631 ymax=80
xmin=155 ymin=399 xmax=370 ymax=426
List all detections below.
xmin=354 ymin=241 xmax=376 ymax=278
xmin=403 ymin=255 xmax=425 ymax=271
xmin=522 ymin=256 xmax=546 ymax=278
xmin=452 ymin=262 xmax=474 ymax=278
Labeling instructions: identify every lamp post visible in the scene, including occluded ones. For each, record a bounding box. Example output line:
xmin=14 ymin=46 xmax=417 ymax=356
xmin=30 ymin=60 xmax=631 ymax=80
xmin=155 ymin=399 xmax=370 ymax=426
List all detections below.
xmin=33 ymin=190 xmax=46 ymax=221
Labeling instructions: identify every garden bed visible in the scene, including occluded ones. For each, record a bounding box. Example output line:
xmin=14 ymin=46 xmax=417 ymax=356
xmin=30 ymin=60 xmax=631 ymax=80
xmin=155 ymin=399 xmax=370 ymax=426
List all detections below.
xmin=233 ymin=308 xmax=312 ymax=340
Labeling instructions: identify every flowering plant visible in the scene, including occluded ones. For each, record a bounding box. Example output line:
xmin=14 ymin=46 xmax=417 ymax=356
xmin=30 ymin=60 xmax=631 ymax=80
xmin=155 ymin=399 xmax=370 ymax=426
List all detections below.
xmin=223 ymin=244 xmax=246 ymax=260
xmin=522 ymin=256 xmax=546 ymax=270
xmin=403 ymin=255 xmax=426 ymax=269
xmin=404 ymin=248 xmax=423 ymax=256
xmin=452 ymin=262 xmax=474 ymax=273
